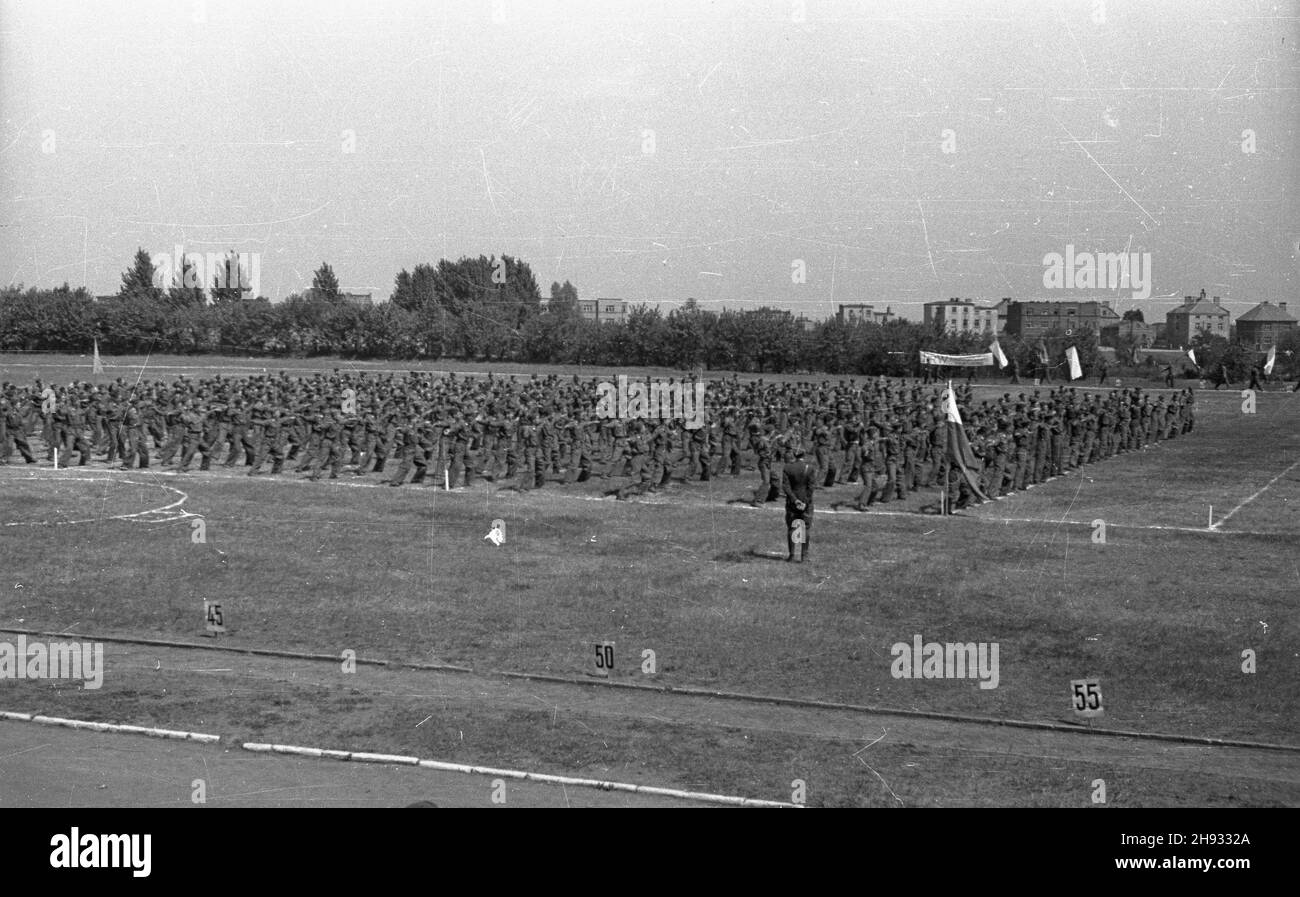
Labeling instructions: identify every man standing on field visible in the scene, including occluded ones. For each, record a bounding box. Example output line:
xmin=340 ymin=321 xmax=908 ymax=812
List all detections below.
xmin=781 ymin=447 xmax=816 ymax=563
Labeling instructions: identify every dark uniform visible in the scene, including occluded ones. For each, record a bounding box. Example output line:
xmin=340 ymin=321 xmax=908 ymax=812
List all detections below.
xmin=1 ymin=399 xmax=37 ymax=463
xmin=121 ymin=403 xmax=148 ymax=469
xmin=781 ymin=454 xmax=816 ymax=562
xmin=615 ymin=424 xmax=655 ymax=499
xmin=751 ymin=426 xmax=777 ymax=504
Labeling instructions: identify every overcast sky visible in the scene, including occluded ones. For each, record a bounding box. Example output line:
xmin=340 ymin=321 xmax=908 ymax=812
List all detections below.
xmin=2 ymin=0 xmax=1297 ymax=321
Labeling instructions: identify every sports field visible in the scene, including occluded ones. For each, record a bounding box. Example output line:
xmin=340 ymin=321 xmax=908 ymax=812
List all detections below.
xmin=2 ymin=353 xmax=1297 ymax=807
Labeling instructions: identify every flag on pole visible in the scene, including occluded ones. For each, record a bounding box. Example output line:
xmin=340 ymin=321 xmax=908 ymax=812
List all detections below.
xmin=1066 ymin=346 xmax=1083 ymax=380
xmin=1264 ymin=344 xmax=1277 ymax=376
xmin=989 ymin=339 xmax=1008 ymax=369
xmin=1187 ymin=348 xmax=1197 ymax=367
xmin=1036 ymin=339 xmax=1050 ymax=366
xmin=92 ymin=339 xmax=104 ymax=375
xmin=941 ymin=381 xmax=988 ymax=503
xmin=942 ymin=381 xmax=963 ymax=426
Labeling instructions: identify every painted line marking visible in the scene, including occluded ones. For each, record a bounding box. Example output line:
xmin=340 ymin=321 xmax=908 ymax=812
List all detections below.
xmin=242 ymin=741 xmax=798 ymax=807
xmin=1210 ymin=456 xmax=1300 ymax=530
xmin=4 ymin=466 xmax=1286 ymax=536
xmin=2 ymin=474 xmax=195 ymax=526
xmin=0 ymin=710 xmax=220 ymax=743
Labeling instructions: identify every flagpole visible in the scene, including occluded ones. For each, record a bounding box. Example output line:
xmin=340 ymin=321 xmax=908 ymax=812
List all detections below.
xmin=946 ymin=379 xmax=956 ymax=517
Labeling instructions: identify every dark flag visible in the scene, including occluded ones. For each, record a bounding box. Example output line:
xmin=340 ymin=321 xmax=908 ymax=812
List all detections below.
xmin=942 ymin=382 xmax=989 ymax=503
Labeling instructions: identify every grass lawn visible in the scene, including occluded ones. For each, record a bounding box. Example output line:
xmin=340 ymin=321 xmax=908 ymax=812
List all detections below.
xmin=2 ymin=354 xmax=1296 ymax=806
xmin=1 ymin=350 xmax=1217 ymax=389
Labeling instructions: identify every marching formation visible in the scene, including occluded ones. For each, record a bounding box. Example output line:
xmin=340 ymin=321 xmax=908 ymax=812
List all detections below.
xmin=0 ymin=370 xmax=1196 ymax=512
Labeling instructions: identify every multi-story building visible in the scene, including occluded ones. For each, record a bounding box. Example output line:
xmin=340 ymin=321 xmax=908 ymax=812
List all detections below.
xmin=990 ymin=297 xmax=1011 ymax=332
xmin=1234 ymin=301 xmax=1296 ymax=349
xmin=836 ymin=303 xmax=896 ymax=325
xmin=922 ymin=298 xmax=1002 ymax=334
xmin=837 ymin=303 xmax=873 ymax=325
xmin=1163 ymin=290 xmax=1230 ymax=347
xmin=1005 ymin=300 xmax=1121 ymax=339
xmin=1100 ymin=317 xmax=1154 ymax=348
xmin=303 ymin=289 xmax=375 ymax=306
xmin=576 ymin=298 xmax=628 ymax=324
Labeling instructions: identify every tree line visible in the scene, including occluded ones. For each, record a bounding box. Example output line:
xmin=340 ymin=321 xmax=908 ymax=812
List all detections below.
xmin=3 ymin=249 xmax=1290 ymax=380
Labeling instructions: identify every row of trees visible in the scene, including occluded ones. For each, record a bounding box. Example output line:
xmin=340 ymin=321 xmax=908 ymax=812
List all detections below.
xmin=2 ymin=250 xmax=1293 ymax=380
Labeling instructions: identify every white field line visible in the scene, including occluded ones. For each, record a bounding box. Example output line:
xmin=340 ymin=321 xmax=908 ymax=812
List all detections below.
xmin=1209 ymin=456 xmax=1300 ymax=531
xmin=0 ymin=710 xmax=220 ymax=743
xmin=2 ymin=474 xmax=195 ymax=526
xmin=0 ymin=710 xmax=793 ymax=805
xmin=567 ymin=492 xmax=1284 ymax=535
xmin=971 ymin=514 xmax=1256 ymax=535
xmin=4 ymin=465 xmax=1283 ymax=536
xmin=5 ymin=712 xmax=788 ymax=803
xmin=242 ymin=741 xmax=799 ymax=807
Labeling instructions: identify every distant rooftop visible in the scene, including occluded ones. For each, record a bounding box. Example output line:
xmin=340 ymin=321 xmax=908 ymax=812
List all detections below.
xmin=1168 ymin=290 xmax=1229 ymax=316
xmin=1236 ymin=301 xmax=1295 ymax=323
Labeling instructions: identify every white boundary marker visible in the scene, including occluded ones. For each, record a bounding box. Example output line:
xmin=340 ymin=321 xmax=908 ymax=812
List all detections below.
xmin=1209 ymin=456 xmax=1300 ymax=530
xmin=6 ymin=461 xmax=1287 ymax=537
xmin=2 ymin=474 xmax=196 ymax=526
xmin=0 ymin=709 xmax=795 ymax=805
xmin=971 ymin=513 xmax=1253 ymax=535
xmin=0 ymin=710 xmax=220 ymax=743
xmin=242 ymin=741 xmax=799 ymax=807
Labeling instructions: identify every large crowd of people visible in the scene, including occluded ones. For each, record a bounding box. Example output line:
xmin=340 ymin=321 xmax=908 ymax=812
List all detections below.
xmin=0 ymin=369 xmax=1198 ymax=512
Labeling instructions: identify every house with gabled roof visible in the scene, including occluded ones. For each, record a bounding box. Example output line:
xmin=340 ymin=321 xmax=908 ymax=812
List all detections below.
xmin=1164 ymin=289 xmax=1229 ymax=347
xmin=1234 ymin=301 xmax=1296 ymax=349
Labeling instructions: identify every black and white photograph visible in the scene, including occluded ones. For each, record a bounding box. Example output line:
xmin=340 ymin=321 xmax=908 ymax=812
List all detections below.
xmin=0 ymin=0 xmax=1295 ymax=851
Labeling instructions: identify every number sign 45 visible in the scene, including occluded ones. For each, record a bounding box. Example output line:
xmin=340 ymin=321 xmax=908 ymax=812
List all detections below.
xmin=204 ymin=600 xmax=226 ymax=634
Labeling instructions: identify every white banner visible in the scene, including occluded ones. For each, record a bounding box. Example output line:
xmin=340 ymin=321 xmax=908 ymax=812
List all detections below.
xmin=919 ymin=351 xmax=994 ymax=367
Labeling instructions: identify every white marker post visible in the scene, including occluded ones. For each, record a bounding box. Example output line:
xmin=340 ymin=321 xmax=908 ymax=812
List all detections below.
xmin=53 ymin=448 xmax=58 ymax=470
xmin=445 ymin=468 xmax=450 ymax=491
xmin=204 ymin=600 xmax=226 ymax=636
xmin=1070 ymin=678 xmax=1104 ymax=729
xmin=594 ymin=641 xmax=614 ymax=678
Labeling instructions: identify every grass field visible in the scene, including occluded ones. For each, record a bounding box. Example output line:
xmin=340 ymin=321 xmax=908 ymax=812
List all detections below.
xmin=0 ymin=349 xmax=1218 ymax=388
xmin=2 ymin=352 xmax=1297 ymax=807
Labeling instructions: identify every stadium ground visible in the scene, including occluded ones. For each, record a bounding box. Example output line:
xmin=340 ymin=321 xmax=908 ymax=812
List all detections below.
xmin=1 ymin=353 xmax=1296 ymax=806
xmin=0 ymin=720 xmax=718 ymax=808
xmin=0 ymin=350 xmax=1230 ymax=389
